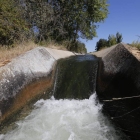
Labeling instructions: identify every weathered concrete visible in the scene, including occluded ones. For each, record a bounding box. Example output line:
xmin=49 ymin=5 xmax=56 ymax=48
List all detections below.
xmin=94 ymin=43 xmax=140 ymax=140
xmin=0 ymin=47 xmax=75 ymax=129
xmin=45 ymin=48 xmax=75 ymax=60
xmin=91 ymin=44 xmax=118 ymax=58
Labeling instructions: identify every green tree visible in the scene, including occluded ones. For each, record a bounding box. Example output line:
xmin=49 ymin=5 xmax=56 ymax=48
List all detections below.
xmin=95 ymin=39 xmax=108 ymax=51
xmin=108 ymin=34 xmax=117 ymax=46
xmin=23 ymin=0 xmax=109 ymax=43
xmin=61 ymin=0 xmax=109 ymax=41
xmin=67 ymin=41 xmax=87 ymax=53
xmin=116 ymin=32 xmax=123 ymax=43
xmin=0 ymin=0 xmax=30 ymax=46
xmin=95 ymin=32 xmax=123 ymax=51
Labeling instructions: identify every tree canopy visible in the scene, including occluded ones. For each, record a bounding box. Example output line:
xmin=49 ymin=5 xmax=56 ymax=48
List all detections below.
xmin=0 ymin=0 xmax=109 ymax=53
xmin=95 ymin=32 xmax=123 ymax=51
xmin=108 ymin=34 xmax=117 ymax=46
xmin=116 ymin=32 xmax=123 ymax=43
xmin=23 ymin=0 xmax=109 ymax=42
xmin=0 ymin=0 xmax=31 ymax=46
xmin=95 ymin=39 xmax=108 ymax=51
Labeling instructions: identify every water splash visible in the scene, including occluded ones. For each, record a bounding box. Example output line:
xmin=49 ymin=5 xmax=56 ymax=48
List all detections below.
xmin=0 ymin=93 xmax=124 ymax=140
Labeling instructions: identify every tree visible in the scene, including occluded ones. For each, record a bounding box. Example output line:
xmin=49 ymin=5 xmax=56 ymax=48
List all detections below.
xmin=61 ymin=0 xmax=109 ymax=41
xmin=23 ymin=0 xmax=109 ymax=43
xmin=95 ymin=32 xmax=123 ymax=51
xmin=0 ymin=0 xmax=109 ymax=52
xmin=0 ymin=0 xmax=30 ymax=46
xmin=67 ymin=41 xmax=87 ymax=53
xmin=95 ymin=39 xmax=108 ymax=51
xmin=108 ymin=34 xmax=117 ymax=46
xmin=116 ymin=32 xmax=123 ymax=43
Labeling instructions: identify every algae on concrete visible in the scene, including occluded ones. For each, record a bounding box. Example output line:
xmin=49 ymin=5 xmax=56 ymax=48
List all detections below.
xmin=54 ymin=55 xmax=99 ymax=99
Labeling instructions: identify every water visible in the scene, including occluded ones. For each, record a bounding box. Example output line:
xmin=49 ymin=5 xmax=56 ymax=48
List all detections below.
xmin=0 ymin=93 xmax=124 ymax=140
xmin=54 ymin=55 xmax=99 ymax=99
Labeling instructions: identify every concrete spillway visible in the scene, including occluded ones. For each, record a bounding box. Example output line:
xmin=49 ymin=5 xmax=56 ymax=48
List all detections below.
xmin=0 ymin=43 xmax=139 ymax=139
xmin=54 ymin=55 xmax=98 ymax=99
xmin=0 ymin=55 xmax=127 ymax=140
xmin=93 ymin=43 xmax=140 ymax=140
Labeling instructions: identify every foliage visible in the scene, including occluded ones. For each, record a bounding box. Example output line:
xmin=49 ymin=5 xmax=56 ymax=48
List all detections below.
xmin=0 ymin=0 xmax=109 ymax=53
xmin=67 ymin=41 xmax=87 ymax=53
xmin=116 ymin=32 xmax=123 ymax=43
xmin=108 ymin=34 xmax=117 ymax=46
xmin=95 ymin=39 xmax=108 ymax=51
xmin=22 ymin=0 xmax=109 ymax=42
xmin=131 ymin=40 xmax=140 ymax=49
xmin=0 ymin=0 xmax=30 ymax=46
xmin=95 ymin=32 xmax=123 ymax=51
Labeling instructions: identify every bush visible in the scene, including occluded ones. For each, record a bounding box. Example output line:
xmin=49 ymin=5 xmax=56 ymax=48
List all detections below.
xmin=95 ymin=32 xmax=123 ymax=51
xmin=67 ymin=41 xmax=87 ymax=53
xmin=95 ymin=39 xmax=108 ymax=51
xmin=0 ymin=0 xmax=30 ymax=46
xmin=131 ymin=40 xmax=140 ymax=49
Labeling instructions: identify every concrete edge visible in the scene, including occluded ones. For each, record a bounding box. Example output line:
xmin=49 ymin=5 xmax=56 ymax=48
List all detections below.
xmin=0 ymin=47 xmax=76 ymax=128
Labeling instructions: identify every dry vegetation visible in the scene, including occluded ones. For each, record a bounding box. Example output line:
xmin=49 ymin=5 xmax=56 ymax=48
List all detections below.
xmin=0 ymin=41 xmax=67 ymax=67
xmin=98 ymin=46 xmax=108 ymax=51
xmin=124 ymin=43 xmax=140 ymax=61
xmin=131 ymin=40 xmax=140 ymax=50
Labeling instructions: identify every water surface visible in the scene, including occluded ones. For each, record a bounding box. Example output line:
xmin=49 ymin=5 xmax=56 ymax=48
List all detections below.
xmin=0 ymin=93 xmax=124 ymax=140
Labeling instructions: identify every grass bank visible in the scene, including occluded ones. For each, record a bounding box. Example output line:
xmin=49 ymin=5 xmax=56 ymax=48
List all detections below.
xmin=0 ymin=41 xmax=67 ymax=67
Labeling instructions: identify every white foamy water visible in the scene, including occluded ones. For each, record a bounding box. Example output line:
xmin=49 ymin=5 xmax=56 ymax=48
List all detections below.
xmin=0 ymin=94 xmax=123 ymax=140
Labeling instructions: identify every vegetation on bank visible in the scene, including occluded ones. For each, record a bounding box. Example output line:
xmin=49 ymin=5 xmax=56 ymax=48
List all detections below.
xmin=95 ymin=33 xmax=140 ymax=52
xmin=0 ymin=0 xmax=109 ymax=55
xmin=128 ymin=40 xmax=140 ymax=50
xmin=0 ymin=41 xmax=87 ymax=64
xmin=0 ymin=41 xmax=65 ymax=63
xmin=95 ymin=32 xmax=123 ymax=51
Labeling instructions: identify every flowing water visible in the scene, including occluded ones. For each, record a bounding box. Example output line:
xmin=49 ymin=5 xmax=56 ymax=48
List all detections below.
xmin=0 ymin=55 xmax=128 ymax=140
xmin=0 ymin=93 xmax=125 ymax=140
xmin=54 ymin=55 xmax=99 ymax=99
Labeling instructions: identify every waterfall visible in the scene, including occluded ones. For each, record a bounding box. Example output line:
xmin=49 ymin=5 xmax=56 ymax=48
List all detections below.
xmin=53 ymin=55 xmax=99 ymax=99
xmin=0 ymin=55 xmax=128 ymax=140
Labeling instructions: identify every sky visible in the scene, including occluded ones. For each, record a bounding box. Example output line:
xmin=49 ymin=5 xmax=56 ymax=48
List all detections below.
xmin=81 ymin=0 xmax=140 ymax=53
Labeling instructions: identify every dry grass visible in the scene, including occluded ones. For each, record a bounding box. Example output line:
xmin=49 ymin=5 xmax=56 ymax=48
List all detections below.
xmin=124 ymin=43 xmax=140 ymax=61
xmin=45 ymin=42 xmax=67 ymax=51
xmin=99 ymin=46 xmax=108 ymax=51
xmin=0 ymin=42 xmax=37 ymax=66
xmin=0 ymin=41 xmax=67 ymax=67
xmin=131 ymin=40 xmax=140 ymax=50
xmin=0 ymin=42 xmax=38 ymax=62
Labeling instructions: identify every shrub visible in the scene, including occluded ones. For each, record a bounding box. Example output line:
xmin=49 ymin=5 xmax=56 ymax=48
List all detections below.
xmin=131 ymin=40 xmax=140 ymax=50
xmin=67 ymin=41 xmax=87 ymax=53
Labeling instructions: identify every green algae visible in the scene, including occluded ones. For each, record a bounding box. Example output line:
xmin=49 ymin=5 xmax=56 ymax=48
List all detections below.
xmin=54 ymin=55 xmax=99 ymax=99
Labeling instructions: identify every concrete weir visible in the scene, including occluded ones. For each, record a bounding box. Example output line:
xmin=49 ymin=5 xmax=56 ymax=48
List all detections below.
xmin=93 ymin=43 xmax=140 ymax=140
xmin=1 ymin=43 xmax=140 ymax=140
xmin=0 ymin=47 xmax=75 ymax=130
